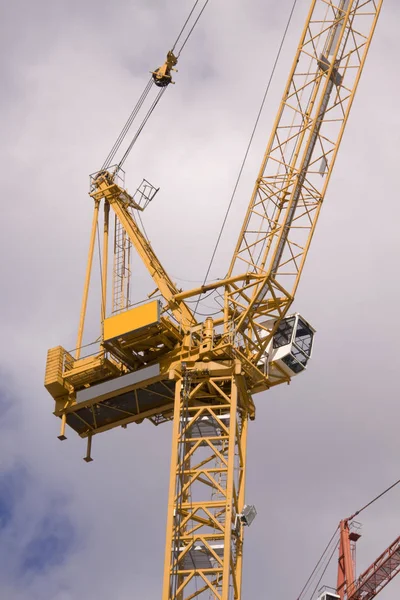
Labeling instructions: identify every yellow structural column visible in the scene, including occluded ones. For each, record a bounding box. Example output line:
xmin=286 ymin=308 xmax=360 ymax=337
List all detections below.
xmin=234 ymin=407 xmax=248 ymax=597
xmin=163 ymin=378 xmax=183 ymax=600
xmin=101 ymin=201 xmax=110 ymax=325
xmin=162 ymin=367 xmax=249 ymax=599
xmin=75 ymin=199 xmax=100 ymax=359
xmin=221 ymin=377 xmax=238 ymax=599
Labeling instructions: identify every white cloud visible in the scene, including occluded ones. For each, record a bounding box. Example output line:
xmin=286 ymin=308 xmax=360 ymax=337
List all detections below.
xmin=1 ymin=0 xmax=400 ymax=598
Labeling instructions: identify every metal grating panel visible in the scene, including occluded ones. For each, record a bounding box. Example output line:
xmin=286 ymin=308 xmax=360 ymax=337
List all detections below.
xmin=178 ymin=543 xmax=224 ymax=570
xmin=184 ymin=414 xmax=230 ymax=445
xmin=66 ymin=379 xmax=175 ymax=435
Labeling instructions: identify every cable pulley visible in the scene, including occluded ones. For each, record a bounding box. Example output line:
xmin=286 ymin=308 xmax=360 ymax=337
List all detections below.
xmin=152 ymin=51 xmax=178 ymax=87
xmin=98 ymin=0 xmax=210 ymax=173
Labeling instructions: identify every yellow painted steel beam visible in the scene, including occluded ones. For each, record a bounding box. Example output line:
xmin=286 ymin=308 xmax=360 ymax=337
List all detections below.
xmin=101 ymin=201 xmax=109 ymax=325
xmin=172 ymin=273 xmax=262 ymax=302
xmin=162 ymin=368 xmax=249 ymax=599
xmin=75 ymin=199 xmax=100 ymax=359
xmin=91 ymin=174 xmax=196 ymax=328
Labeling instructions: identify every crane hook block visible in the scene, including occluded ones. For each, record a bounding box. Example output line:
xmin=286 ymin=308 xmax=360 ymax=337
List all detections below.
xmin=152 ymin=51 xmax=178 ymax=87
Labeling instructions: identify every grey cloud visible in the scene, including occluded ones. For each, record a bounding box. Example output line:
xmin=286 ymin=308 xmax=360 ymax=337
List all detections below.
xmin=1 ymin=0 xmax=400 ymax=598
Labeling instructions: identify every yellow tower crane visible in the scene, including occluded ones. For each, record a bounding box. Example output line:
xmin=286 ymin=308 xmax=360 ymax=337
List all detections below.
xmin=44 ymin=1 xmax=383 ymax=598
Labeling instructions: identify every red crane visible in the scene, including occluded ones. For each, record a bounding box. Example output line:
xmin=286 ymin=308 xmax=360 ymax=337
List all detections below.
xmin=300 ymin=483 xmax=400 ymax=600
xmin=336 ymin=519 xmax=400 ymax=600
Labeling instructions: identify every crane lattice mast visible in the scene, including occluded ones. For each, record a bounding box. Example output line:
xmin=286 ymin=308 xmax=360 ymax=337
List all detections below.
xmin=337 ymin=519 xmax=400 ymax=600
xmin=44 ymin=1 xmax=383 ymax=598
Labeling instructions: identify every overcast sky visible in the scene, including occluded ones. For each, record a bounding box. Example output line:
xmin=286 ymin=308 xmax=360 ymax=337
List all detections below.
xmin=1 ymin=0 xmax=400 ymax=598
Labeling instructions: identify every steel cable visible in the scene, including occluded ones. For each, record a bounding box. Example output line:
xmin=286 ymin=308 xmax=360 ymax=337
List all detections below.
xmin=176 ymin=0 xmax=210 ymax=57
xmin=348 ymin=477 xmax=400 ymax=521
xmin=171 ymin=0 xmax=201 ymax=52
xmin=297 ymin=526 xmax=340 ymax=600
xmin=296 ymin=476 xmax=400 ymax=600
xmin=99 ymin=0 xmax=210 ymax=175
xmin=307 ymin=540 xmax=340 ymax=600
xmin=101 ymin=78 xmax=153 ymax=170
xmin=193 ymin=0 xmax=299 ymax=318
xmin=117 ymin=87 xmax=166 ymax=169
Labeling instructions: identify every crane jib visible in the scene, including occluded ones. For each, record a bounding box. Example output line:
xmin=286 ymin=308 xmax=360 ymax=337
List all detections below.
xmin=271 ymin=0 xmax=350 ymax=282
xmin=271 ymin=75 xmax=335 ymax=278
xmin=247 ymin=70 xmax=336 ymax=322
xmin=231 ymin=0 xmax=359 ymax=331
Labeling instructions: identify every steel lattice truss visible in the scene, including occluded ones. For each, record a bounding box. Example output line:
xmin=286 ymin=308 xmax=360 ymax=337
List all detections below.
xmin=353 ymin=535 xmax=400 ymax=600
xmin=163 ymin=372 xmax=249 ymax=599
xmin=338 ymin=521 xmax=400 ymax=600
xmin=225 ymin=0 xmax=382 ymax=362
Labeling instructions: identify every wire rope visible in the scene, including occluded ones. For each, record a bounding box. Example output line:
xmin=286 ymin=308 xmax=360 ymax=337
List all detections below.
xmin=185 ymin=289 xmax=217 ymax=304
xmin=297 ymin=526 xmax=340 ymax=600
xmin=308 ymin=540 xmax=340 ymax=600
xmin=115 ymin=0 xmax=210 ymax=169
xmin=296 ymin=477 xmax=400 ymax=600
xmin=193 ymin=294 xmax=224 ymax=312
xmin=171 ymin=0 xmax=201 ymax=52
xmin=191 ymin=308 xmax=222 ymax=317
xmin=118 ymin=87 xmax=166 ymax=168
xmin=171 ymin=274 xmax=204 ymax=284
xmin=99 ymin=0 xmax=210 ymax=174
xmin=348 ymin=477 xmax=400 ymax=521
xmin=192 ymin=0 xmax=299 ymax=318
xmin=176 ymin=0 xmax=210 ymax=57
xmin=101 ymin=78 xmax=153 ymax=170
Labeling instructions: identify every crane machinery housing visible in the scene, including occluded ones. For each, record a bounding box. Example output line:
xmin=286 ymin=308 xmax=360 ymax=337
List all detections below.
xmin=44 ymin=0 xmax=383 ymax=598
